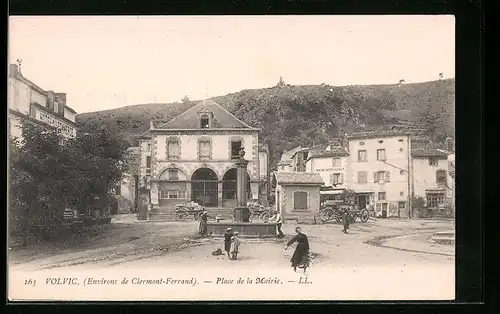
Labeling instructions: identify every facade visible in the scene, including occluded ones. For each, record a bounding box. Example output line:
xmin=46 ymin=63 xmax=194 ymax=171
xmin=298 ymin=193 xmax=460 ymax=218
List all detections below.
xmin=275 ymin=172 xmax=324 ymax=223
xmin=411 ymin=144 xmax=452 ymax=211
xmin=305 ymin=139 xmax=350 ymax=189
xmin=138 ymin=100 xmax=267 ymax=209
xmin=8 ymin=64 xmax=77 ymax=140
xmin=346 ymin=130 xmax=414 ymax=218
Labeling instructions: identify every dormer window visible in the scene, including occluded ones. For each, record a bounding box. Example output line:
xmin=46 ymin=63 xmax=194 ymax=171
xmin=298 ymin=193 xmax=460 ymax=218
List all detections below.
xmin=200 ymin=114 xmax=210 ymax=128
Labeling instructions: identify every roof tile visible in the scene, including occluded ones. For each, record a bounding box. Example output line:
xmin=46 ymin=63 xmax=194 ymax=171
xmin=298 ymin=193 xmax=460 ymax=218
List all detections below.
xmin=276 ymin=172 xmax=324 ymax=185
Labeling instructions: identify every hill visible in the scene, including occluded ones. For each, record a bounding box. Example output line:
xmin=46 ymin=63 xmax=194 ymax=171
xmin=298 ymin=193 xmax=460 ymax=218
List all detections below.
xmin=76 ymin=79 xmax=455 ymax=166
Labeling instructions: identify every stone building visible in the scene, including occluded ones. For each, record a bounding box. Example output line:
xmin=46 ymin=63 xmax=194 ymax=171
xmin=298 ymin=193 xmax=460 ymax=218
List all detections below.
xmin=8 ymin=63 xmax=77 ymax=140
xmin=275 ymin=172 xmax=324 ymax=224
xmin=138 ymin=100 xmax=267 ymax=210
xmin=305 ymin=139 xmax=350 ymax=189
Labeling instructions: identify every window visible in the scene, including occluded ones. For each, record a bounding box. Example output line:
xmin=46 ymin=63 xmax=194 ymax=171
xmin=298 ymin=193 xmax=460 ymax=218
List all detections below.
xmin=400 ymin=191 xmax=404 ymax=196
xmin=357 ymin=171 xmax=367 ymax=184
xmin=378 ymin=192 xmax=386 ymax=201
xmin=200 ymin=114 xmax=210 ymax=128
xmin=378 ymin=140 xmax=384 ymax=144
xmin=199 ymin=140 xmax=211 ymax=159
xmin=436 ymin=170 xmax=447 ymax=185
xmin=231 ymin=140 xmax=242 ymax=159
xmin=427 ymin=193 xmax=445 ymax=208
xmin=429 ymin=158 xmax=438 ymax=166
xmin=330 ymin=173 xmax=343 ymax=185
xmin=160 ymin=190 xmax=186 ymax=199
xmin=398 ymin=201 xmax=406 ymax=210
xmin=147 ymin=144 xmax=152 ymax=151
xmin=374 ymin=171 xmax=390 ymax=183
xmin=146 ymin=156 xmax=152 ymax=168
xmin=167 ymin=140 xmax=180 ymax=159
xmin=168 ymin=169 xmax=179 ymax=180
xmin=377 ymin=149 xmax=386 ymax=161
xmin=358 ymin=150 xmax=367 ymax=162
xmin=332 ymin=158 xmax=341 ymax=167
xmin=293 ymin=191 xmax=308 ymax=210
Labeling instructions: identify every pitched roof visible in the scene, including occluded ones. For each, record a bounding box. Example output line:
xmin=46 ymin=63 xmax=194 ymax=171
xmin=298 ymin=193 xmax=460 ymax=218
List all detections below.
xmin=276 ymin=172 xmax=324 ymax=185
xmin=411 ymin=148 xmax=449 ymax=158
xmin=347 ymin=127 xmax=427 ymax=140
xmin=158 ymin=99 xmax=255 ymax=129
xmin=411 ymin=139 xmax=448 ymax=157
xmin=280 ymin=146 xmax=304 ymax=161
xmin=308 ymin=146 xmax=349 ymax=158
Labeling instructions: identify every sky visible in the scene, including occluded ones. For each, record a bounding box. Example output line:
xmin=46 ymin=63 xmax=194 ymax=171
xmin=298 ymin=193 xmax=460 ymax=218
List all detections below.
xmin=8 ymin=15 xmax=455 ymax=114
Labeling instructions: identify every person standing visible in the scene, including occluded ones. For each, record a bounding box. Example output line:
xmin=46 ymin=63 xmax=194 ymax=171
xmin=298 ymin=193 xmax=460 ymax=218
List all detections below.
xmin=342 ymin=207 xmax=350 ymax=234
xmin=271 ymin=210 xmax=285 ymax=238
xmin=224 ymin=228 xmax=234 ymax=258
xmin=230 ymin=231 xmax=241 ymax=260
xmin=198 ymin=210 xmax=208 ymax=237
xmin=284 ymin=226 xmax=310 ymax=273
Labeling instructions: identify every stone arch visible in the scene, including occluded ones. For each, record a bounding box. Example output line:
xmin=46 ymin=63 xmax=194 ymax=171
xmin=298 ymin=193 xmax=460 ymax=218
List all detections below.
xmin=156 ymin=163 xmax=190 ymax=180
xmin=196 ymin=163 xmax=221 ymax=179
xmin=221 ymin=167 xmax=251 ymax=201
xmin=191 ymin=167 xmax=219 ymax=207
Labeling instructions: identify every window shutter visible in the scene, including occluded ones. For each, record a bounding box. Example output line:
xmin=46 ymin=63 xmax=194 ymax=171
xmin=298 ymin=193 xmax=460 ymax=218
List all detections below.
xmin=330 ymin=173 xmax=333 ymax=184
xmin=340 ymin=174 xmax=344 ymax=184
xmin=373 ymin=171 xmax=377 ymax=183
xmin=386 ymin=171 xmax=391 ymax=182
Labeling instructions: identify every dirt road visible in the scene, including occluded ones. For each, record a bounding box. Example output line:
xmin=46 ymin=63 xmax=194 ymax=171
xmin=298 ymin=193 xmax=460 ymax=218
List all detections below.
xmin=8 ymin=216 xmax=455 ymax=301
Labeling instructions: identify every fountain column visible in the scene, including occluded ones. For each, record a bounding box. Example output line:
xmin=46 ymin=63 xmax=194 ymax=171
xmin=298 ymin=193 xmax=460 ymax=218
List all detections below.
xmin=234 ymin=148 xmax=249 ymax=222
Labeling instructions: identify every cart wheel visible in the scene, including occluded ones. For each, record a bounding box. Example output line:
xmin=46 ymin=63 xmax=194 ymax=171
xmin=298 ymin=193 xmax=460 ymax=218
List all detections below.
xmin=335 ymin=216 xmax=342 ymax=223
xmin=360 ymin=209 xmax=369 ymax=223
xmin=175 ymin=211 xmax=187 ymax=221
xmin=261 ymin=212 xmax=270 ymax=222
xmin=319 ymin=210 xmax=330 ymax=221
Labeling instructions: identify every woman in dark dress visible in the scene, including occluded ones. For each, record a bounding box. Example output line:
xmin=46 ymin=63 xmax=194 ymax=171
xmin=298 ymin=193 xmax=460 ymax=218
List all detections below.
xmin=198 ymin=211 xmax=208 ymax=236
xmin=284 ymin=227 xmax=310 ymax=273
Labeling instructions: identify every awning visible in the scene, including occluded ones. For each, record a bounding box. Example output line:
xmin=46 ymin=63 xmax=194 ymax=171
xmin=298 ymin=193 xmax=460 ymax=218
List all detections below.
xmin=320 ymin=190 xmax=344 ymax=195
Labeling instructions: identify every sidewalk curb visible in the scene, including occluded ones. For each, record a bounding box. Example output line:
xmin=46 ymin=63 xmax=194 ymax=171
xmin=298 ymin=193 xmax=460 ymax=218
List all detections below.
xmin=364 ymin=232 xmax=455 ymax=257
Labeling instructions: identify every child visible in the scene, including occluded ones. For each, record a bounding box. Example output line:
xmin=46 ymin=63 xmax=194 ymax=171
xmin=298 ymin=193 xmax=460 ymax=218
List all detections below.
xmin=230 ymin=231 xmax=241 ymax=260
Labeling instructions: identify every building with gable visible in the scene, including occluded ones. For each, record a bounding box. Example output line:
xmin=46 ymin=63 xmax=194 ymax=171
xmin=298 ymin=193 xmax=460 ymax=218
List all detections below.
xmin=138 ymin=99 xmax=267 ymax=210
xmin=8 ymin=63 xmax=77 ymax=140
xmin=305 ymin=138 xmax=350 ymax=189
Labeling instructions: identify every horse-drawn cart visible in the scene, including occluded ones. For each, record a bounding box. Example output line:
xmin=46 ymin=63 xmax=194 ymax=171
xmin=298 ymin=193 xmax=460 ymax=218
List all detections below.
xmin=174 ymin=202 xmax=205 ymax=221
xmin=319 ymin=202 xmax=370 ymax=223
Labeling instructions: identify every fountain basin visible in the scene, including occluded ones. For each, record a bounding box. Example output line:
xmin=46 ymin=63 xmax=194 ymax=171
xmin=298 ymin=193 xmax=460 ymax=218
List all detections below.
xmin=206 ymin=222 xmax=278 ymax=238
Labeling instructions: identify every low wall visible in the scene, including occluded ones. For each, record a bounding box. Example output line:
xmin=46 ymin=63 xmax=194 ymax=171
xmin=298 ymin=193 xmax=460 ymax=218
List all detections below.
xmin=206 ymin=222 xmax=278 ymax=238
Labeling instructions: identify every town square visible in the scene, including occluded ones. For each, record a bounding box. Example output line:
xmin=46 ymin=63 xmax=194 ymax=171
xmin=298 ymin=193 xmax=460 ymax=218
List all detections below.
xmin=8 ymin=16 xmax=456 ymax=301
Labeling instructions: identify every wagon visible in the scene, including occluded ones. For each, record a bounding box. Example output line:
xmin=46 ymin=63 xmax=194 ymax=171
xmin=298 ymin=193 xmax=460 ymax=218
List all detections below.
xmin=319 ymin=202 xmax=370 ymax=223
xmin=174 ymin=203 xmax=205 ymax=221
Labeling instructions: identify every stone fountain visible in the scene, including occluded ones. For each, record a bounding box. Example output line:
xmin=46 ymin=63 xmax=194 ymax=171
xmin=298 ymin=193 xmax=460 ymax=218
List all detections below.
xmin=205 ymin=148 xmax=277 ymax=238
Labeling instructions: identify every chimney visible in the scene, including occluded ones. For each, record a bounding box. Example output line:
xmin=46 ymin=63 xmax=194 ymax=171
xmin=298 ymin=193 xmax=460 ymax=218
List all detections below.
xmin=9 ymin=64 xmax=19 ymax=77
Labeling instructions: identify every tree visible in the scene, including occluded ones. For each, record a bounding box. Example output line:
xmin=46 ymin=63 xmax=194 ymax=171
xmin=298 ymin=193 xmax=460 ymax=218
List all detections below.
xmin=9 ymin=118 xmax=129 ymax=246
xmin=181 ymin=95 xmax=191 ymax=103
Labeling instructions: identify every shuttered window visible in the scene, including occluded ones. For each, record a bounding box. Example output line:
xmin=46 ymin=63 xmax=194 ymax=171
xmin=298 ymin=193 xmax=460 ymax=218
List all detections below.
xmin=167 ymin=140 xmax=180 ymax=159
xmin=293 ymin=191 xmax=308 ymax=210
xmin=358 ymin=171 xmax=367 ymax=184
